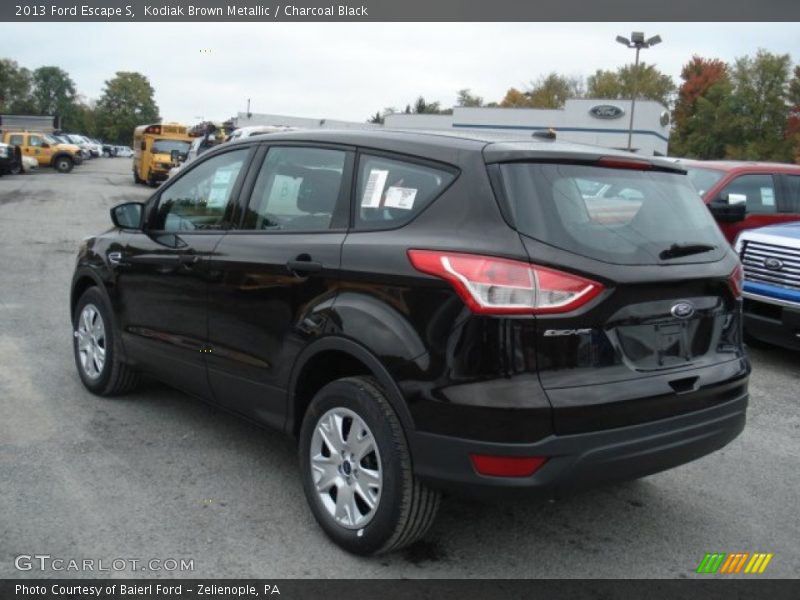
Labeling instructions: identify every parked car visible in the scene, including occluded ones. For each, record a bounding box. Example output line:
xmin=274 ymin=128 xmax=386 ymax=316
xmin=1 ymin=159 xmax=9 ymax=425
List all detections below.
xmin=102 ymin=144 xmax=117 ymax=157
xmin=1 ymin=131 xmax=82 ymax=173
xmin=227 ymin=125 xmax=295 ymax=142
xmin=61 ymin=134 xmax=93 ymax=159
xmin=71 ymin=130 xmax=749 ymax=556
xmin=167 ymin=133 xmax=223 ymax=179
xmin=677 ymin=159 xmax=800 ymax=243
xmin=735 ymin=222 xmax=800 ymax=350
xmin=0 ymin=142 xmax=21 ymax=175
xmin=116 ymin=146 xmax=133 ymax=158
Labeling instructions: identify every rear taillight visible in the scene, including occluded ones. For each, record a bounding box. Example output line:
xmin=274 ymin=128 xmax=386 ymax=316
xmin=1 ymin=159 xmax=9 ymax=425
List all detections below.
xmin=407 ymin=249 xmax=604 ymax=315
xmin=729 ymin=262 xmax=744 ymax=298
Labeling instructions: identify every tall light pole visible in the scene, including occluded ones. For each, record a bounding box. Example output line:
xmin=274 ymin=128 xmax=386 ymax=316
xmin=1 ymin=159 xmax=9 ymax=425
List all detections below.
xmin=616 ymin=31 xmax=661 ymax=152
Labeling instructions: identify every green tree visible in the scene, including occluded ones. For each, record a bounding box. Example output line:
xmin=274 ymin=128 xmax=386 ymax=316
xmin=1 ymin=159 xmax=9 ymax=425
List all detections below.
xmin=0 ymin=58 xmax=35 ymax=113
xmin=95 ymin=71 xmax=160 ymax=145
xmin=456 ymin=88 xmax=483 ymax=107
xmin=31 ymin=66 xmax=77 ymax=125
xmin=587 ymin=63 xmax=674 ymax=106
xmin=725 ymin=50 xmax=792 ymax=161
xmin=413 ymin=96 xmax=441 ymax=114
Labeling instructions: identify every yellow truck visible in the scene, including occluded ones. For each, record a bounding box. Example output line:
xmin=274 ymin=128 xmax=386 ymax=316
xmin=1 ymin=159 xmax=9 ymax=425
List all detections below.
xmin=132 ymin=123 xmax=192 ymax=186
xmin=1 ymin=131 xmax=83 ymax=173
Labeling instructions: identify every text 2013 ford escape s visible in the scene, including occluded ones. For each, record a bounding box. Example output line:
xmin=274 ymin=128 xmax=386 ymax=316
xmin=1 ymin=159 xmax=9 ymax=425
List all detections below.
xmin=70 ymin=130 xmax=749 ymax=555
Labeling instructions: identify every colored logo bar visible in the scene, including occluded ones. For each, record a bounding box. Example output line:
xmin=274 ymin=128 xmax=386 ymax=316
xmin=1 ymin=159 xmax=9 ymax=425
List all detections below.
xmin=696 ymin=553 xmax=773 ymax=574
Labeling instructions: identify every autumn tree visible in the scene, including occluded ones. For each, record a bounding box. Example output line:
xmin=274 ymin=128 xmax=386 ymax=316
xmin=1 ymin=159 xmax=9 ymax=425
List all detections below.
xmin=95 ymin=72 xmax=160 ymax=145
xmin=670 ymin=56 xmax=730 ymax=157
xmin=499 ymin=74 xmax=582 ymax=109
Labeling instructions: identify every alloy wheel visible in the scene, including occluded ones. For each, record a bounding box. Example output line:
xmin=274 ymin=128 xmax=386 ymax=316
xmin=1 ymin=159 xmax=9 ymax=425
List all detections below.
xmin=74 ymin=304 xmax=106 ymax=379
xmin=310 ymin=407 xmax=382 ymax=530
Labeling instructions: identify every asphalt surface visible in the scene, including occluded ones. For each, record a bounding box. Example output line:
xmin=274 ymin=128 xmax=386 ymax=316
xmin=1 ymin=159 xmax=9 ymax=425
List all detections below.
xmin=1 ymin=159 xmax=798 ymax=579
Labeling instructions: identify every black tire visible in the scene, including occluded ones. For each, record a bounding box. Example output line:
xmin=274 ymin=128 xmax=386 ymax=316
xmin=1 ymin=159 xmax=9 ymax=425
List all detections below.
xmin=299 ymin=376 xmax=440 ymax=555
xmin=54 ymin=156 xmax=73 ymax=173
xmin=9 ymin=163 xmax=22 ymax=175
xmin=133 ymin=170 xmax=142 ymax=184
xmin=146 ymin=171 xmax=158 ymax=187
xmin=72 ymin=287 xmax=140 ymax=396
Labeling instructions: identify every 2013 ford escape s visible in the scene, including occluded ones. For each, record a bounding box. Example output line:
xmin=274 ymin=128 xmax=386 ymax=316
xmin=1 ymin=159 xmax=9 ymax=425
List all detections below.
xmin=70 ymin=130 xmax=749 ymax=555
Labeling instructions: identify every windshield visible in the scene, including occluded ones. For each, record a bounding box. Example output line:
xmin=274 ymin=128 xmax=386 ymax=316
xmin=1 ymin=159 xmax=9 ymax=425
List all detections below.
xmin=152 ymin=139 xmax=190 ymax=155
xmin=685 ymin=167 xmax=725 ymax=197
xmin=499 ymin=162 xmax=727 ymax=266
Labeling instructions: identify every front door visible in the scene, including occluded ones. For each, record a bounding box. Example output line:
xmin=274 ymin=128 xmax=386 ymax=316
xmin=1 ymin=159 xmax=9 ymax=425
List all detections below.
xmin=113 ymin=146 xmax=254 ymax=398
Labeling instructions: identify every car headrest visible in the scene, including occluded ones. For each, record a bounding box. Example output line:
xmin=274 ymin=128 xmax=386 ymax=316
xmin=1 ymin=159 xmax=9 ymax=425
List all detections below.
xmin=297 ymin=169 xmax=341 ymax=214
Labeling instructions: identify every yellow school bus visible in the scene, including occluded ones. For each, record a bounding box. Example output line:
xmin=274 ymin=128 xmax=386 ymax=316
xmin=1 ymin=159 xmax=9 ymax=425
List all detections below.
xmin=132 ymin=122 xmax=192 ymax=186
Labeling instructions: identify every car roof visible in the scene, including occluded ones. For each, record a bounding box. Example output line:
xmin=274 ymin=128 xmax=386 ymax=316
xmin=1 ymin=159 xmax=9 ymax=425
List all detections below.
xmin=223 ymin=128 xmax=683 ymax=171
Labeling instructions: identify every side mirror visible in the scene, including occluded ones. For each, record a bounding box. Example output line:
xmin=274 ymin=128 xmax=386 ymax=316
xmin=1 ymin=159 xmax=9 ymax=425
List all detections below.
xmin=111 ymin=202 xmax=144 ymax=230
xmin=170 ymin=149 xmax=180 ymax=163
xmin=708 ymin=195 xmax=746 ymax=223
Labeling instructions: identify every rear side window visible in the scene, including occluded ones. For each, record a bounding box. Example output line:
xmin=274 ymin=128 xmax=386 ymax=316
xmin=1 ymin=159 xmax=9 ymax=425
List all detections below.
xmin=499 ymin=162 xmax=727 ymax=265
xmin=8 ymin=134 xmax=24 ymax=146
xmin=354 ymin=155 xmax=455 ymax=230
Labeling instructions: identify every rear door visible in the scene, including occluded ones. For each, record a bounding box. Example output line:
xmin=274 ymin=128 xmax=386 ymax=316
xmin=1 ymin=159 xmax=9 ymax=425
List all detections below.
xmin=496 ymin=160 xmax=747 ymax=434
xmin=204 ymin=144 xmax=352 ymax=428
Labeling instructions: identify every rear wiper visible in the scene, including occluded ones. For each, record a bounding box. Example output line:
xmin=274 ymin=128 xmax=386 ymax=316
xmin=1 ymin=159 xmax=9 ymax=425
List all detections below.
xmin=659 ymin=243 xmax=717 ymax=260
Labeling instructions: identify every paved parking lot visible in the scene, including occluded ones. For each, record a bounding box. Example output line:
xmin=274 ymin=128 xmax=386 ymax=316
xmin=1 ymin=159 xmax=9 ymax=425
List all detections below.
xmin=1 ymin=159 xmax=798 ymax=578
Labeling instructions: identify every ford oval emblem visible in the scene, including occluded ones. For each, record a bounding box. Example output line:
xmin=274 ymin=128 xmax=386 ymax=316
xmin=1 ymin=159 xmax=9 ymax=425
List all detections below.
xmin=764 ymin=257 xmax=784 ymax=271
xmin=671 ymin=301 xmax=695 ymax=319
xmin=589 ymin=104 xmax=625 ymax=120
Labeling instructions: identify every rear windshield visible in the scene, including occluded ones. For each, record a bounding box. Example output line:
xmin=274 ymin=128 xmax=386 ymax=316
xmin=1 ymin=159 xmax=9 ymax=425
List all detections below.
xmin=685 ymin=167 xmax=725 ymax=197
xmin=499 ymin=162 xmax=727 ymax=265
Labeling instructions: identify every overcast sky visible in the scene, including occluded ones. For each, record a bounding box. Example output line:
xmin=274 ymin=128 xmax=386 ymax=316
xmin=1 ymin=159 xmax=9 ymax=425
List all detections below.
xmin=3 ymin=22 xmax=800 ymax=124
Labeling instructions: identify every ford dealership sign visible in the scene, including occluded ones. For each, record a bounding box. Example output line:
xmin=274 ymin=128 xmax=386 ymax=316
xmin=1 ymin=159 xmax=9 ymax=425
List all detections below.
xmin=589 ymin=105 xmax=625 ymax=119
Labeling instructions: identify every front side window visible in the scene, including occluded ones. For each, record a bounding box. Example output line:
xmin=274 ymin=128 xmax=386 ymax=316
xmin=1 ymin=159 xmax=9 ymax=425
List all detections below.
xmin=354 ymin=155 xmax=455 ymax=230
xmin=499 ymin=162 xmax=727 ymax=265
xmin=242 ymin=146 xmax=346 ymax=231
xmin=152 ymin=149 xmax=249 ymax=232
xmin=719 ymin=174 xmax=776 ymax=214
xmin=28 ymin=135 xmax=42 ymax=147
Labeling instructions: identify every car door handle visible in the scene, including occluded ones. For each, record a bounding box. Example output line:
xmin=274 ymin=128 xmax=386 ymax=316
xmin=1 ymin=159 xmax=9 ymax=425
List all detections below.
xmin=108 ymin=251 xmax=123 ymax=265
xmin=286 ymin=260 xmax=323 ymax=274
xmin=178 ymin=254 xmax=200 ymax=265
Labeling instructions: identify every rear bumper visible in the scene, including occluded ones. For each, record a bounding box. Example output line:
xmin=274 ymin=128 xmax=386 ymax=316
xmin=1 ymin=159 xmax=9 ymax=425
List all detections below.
xmin=743 ymin=292 xmax=800 ymax=351
xmin=410 ymin=392 xmax=747 ymax=499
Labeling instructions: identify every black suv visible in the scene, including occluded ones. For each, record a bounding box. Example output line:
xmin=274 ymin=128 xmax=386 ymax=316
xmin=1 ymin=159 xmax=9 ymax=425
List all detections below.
xmin=71 ymin=130 xmax=749 ymax=555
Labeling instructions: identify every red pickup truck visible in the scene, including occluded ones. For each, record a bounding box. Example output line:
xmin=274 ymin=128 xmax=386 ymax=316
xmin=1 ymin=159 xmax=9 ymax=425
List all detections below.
xmin=677 ymin=159 xmax=800 ymax=243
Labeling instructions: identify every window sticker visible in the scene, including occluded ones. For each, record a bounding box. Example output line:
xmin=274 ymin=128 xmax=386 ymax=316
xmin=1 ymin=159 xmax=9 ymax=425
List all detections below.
xmin=206 ymin=186 xmax=228 ymax=208
xmin=213 ymin=168 xmax=234 ymax=185
xmin=383 ymin=186 xmax=418 ymax=210
xmin=761 ymin=187 xmax=775 ymax=206
xmin=362 ymin=169 xmax=389 ymax=208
